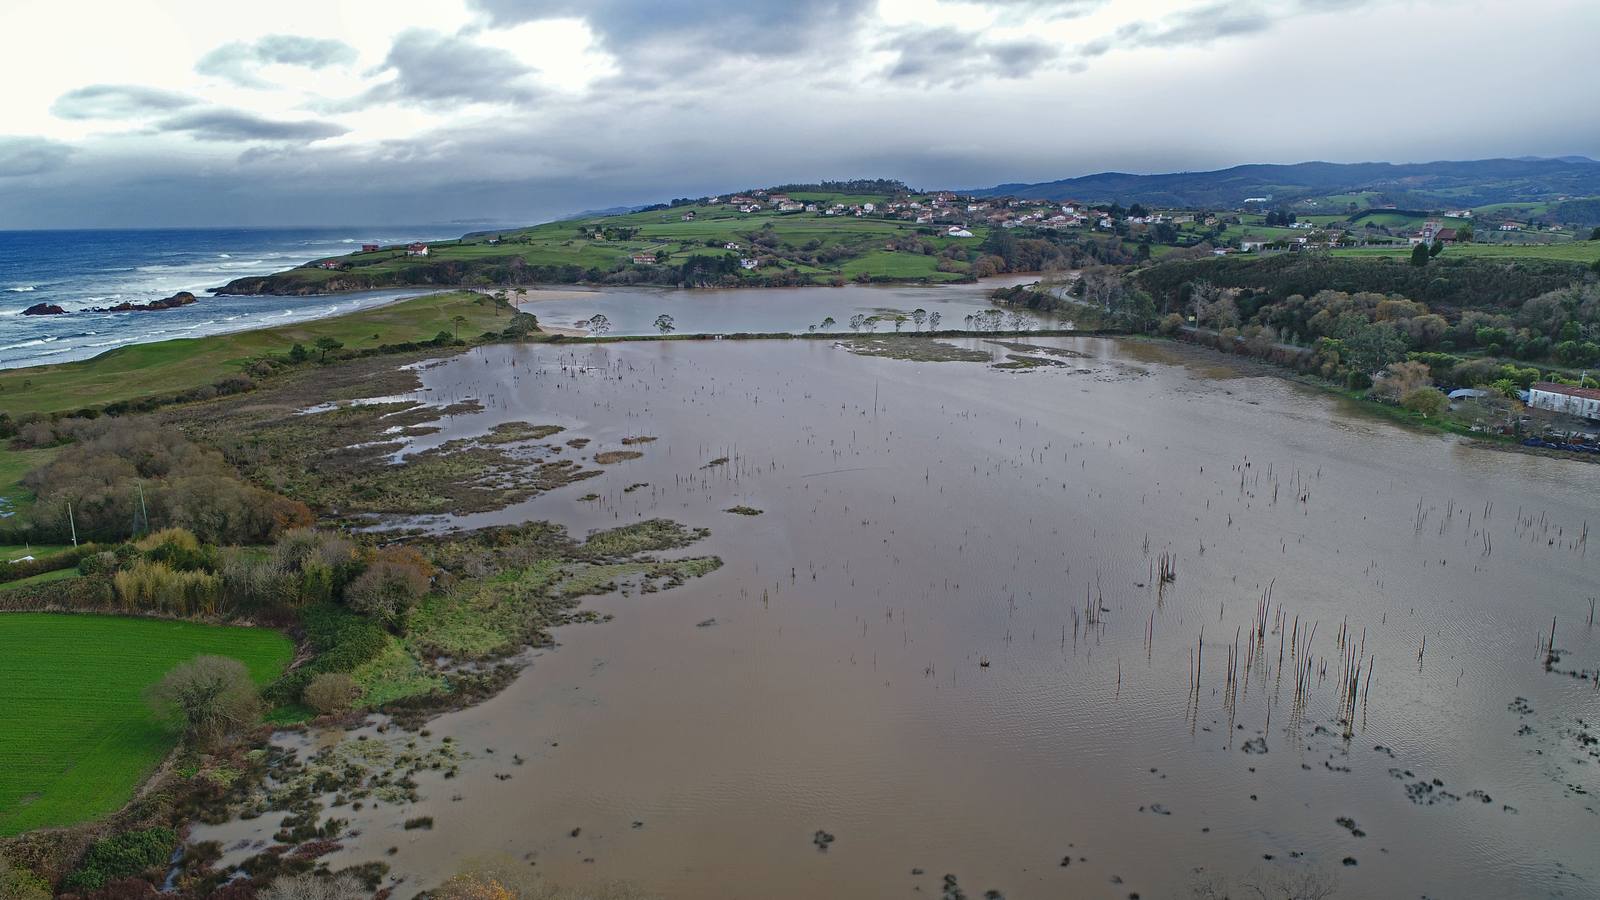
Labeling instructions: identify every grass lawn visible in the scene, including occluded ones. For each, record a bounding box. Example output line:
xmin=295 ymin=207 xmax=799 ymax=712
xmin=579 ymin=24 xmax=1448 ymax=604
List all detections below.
xmin=0 ymin=544 xmax=71 ymax=562
xmin=0 ymin=291 xmax=510 ymax=417
xmin=0 ymin=445 xmax=57 ymax=524
xmin=0 ymin=614 xmax=292 ymax=835
xmin=0 ymin=568 xmax=78 ymax=590
xmin=1331 ymin=239 xmax=1600 ymax=263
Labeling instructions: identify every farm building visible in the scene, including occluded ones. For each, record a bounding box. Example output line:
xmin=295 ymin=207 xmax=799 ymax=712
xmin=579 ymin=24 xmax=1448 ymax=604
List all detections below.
xmin=1528 ymin=382 xmax=1600 ymax=419
xmin=406 ymin=242 xmax=429 ymax=256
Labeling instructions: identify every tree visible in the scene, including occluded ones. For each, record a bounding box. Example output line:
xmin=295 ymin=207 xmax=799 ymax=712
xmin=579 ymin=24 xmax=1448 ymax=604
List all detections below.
xmin=147 ymin=655 xmax=260 ymax=748
xmin=586 ymin=314 xmax=611 ymax=336
xmin=1590 ymin=226 xmax=1600 ymax=241
xmin=849 ymin=313 xmax=866 ymax=332
xmin=1428 ymin=239 xmax=1444 ymax=258
xmin=303 ymin=672 xmax=362 ymax=715
xmin=344 ymin=550 xmax=430 ymax=627
xmin=912 ymin=308 xmax=927 ymax=330
xmin=654 ymin=314 xmax=675 ymax=334
xmin=820 ymin=316 xmax=836 ymax=331
xmin=452 ymin=315 xmax=468 ymax=340
xmin=1410 ymin=243 xmax=1430 ymax=267
xmin=314 ymin=336 xmax=343 ymax=362
xmin=927 ymin=311 xmax=941 ymax=331
xmin=1457 ymin=221 xmax=1473 ymax=243
xmin=1401 ymin=387 xmax=1447 ymax=417
xmin=288 ymin=343 xmax=309 ymax=363
xmin=1372 ymin=360 xmax=1433 ymax=401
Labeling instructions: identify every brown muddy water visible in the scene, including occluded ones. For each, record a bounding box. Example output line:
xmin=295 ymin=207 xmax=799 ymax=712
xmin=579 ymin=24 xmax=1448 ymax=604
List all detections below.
xmin=199 ymin=336 xmax=1599 ymax=899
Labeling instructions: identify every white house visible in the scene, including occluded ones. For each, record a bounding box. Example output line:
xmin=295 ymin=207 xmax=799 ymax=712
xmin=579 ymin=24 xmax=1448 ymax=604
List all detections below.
xmin=862 ymin=203 xmax=876 ymax=213
xmin=1240 ymin=238 xmax=1269 ymax=252
xmin=740 ymin=258 xmax=759 ymax=270
xmin=1528 ymin=382 xmax=1600 ymax=419
xmin=406 ymin=242 xmax=429 ymax=257
xmin=724 ymin=242 xmax=742 ymax=250
xmin=946 ymin=226 xmax=974 ymax=238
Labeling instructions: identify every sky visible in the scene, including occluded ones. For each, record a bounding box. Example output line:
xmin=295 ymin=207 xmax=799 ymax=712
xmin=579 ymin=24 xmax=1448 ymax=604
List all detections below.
xmin=1 ymin=0 xmax=1596 ymax=229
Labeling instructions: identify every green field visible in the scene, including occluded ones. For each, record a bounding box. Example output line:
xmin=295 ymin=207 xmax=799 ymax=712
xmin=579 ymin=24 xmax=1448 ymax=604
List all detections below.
xmin=0 ymin=614 xmax=292 ymax=835
xmin=215 ymin=195 xmax=995 ymax=296
xmin=0 ymin=291 xmax=509 ymax=417
xmin=0 ymin=568 xmax=78 ymax=590
xmin=1331 ymin=239 xmax=1600 ymax=263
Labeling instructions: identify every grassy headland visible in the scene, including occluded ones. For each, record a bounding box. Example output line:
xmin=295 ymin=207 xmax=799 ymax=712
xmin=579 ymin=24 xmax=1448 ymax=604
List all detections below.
xmin=0 ymin=290 xmax=515 ymax=418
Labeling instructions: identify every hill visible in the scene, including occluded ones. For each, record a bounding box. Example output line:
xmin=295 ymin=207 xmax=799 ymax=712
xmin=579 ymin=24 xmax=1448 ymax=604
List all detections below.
xmin=970 ymin=157 xmax=1600 ymax=209
xmin=213 ymin=191 xmax=1130 ymax=296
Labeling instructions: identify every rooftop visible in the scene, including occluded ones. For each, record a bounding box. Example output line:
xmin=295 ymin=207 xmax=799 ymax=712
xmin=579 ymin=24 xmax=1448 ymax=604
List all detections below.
xmin=1531 ymin=382 xmax=1600 ymax=401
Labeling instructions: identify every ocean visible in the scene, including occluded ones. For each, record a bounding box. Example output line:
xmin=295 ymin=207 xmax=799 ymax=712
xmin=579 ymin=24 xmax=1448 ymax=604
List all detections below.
xmin=0 ymin=226 xmax=468 ymax=371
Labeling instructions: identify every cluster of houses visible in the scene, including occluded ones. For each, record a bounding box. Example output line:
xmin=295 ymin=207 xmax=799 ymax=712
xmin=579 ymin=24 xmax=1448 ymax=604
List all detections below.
xmin=1408 ymin=220 xmax=1460 ymax=246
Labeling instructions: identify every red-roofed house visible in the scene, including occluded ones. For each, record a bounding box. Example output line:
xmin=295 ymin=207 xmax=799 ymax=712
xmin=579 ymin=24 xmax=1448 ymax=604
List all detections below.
xmin=406 ymin=243 xmax=429 ymax=257
xmin=361 ymin=243 xmax=380 ymax=252
xmin=1528 ymin=382 xmax=1600 ymax=419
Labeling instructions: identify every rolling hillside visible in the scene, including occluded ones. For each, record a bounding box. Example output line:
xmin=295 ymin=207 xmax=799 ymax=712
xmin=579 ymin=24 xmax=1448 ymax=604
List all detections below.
xmin=971 ymin=157 xmax=1600 ymax=209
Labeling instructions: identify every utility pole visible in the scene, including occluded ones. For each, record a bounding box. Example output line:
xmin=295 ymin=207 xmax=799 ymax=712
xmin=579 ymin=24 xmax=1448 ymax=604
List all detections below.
xmin=67 ymin=501 xmax=78 ymax=547
xmin=135 ymin=481 xmax=149 ymax=535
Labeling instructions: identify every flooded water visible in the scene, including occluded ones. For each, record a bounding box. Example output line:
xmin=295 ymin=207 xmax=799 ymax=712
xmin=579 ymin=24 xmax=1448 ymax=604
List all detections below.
xmin=199 ymin=336 xmax=1599 ymax=899
xmin=512 ymin=276 xmax=1050 ymax=336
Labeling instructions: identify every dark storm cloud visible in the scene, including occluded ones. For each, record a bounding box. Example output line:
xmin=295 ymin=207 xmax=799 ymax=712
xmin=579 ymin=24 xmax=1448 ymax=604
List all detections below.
xmin=469 ymin=0 xmax=874 ymax=60
xmin=196 ymin=35 xmax=358 ymax=87
xmin=155 ymin=109 xmax=348 ymax=142
xmin=356 ymin=29 xmax=541 ymax=106
xmin=51 ymin=84 xmax=198 ymax=120
xmin=0 ymin=136 xmax=74 ymax=177
xmin=881 ymin=26 xmax=1060 ymax=86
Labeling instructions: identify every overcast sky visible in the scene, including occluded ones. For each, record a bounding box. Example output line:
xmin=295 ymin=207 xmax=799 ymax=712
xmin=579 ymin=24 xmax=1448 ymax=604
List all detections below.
xmin=2 ymin=0 xmax=1595 ymax=229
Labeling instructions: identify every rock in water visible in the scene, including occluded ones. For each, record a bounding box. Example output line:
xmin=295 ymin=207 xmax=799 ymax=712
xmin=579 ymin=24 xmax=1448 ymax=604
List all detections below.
xmin=21 ymin=302 xmax=67 ymax=315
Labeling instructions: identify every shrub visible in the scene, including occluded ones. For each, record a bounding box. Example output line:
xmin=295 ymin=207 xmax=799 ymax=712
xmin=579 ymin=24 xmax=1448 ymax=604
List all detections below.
xmin=62 ymin=827 xmax=178 ymax=891
xmin=343 ymin=547 xmax=431 ymax=627
xmin=303 ymin=672 xmax=362 ymax=714
xmin=0 ymin=543 xmax=98 ymax=583
xmin=0 ymin=573 xmax=116 ymax=611
xmin=0 ymin=854 xmax=49 ymax=900
xmin=113 ymin=561 xmax=222 ymax=617
xmin=1401 ymin=387 xmax=1447 ymax=417
xmin=146 ymin=656 xmax=259 ymax=748
xmin=257 ymin=871 xmax=367 ymax=900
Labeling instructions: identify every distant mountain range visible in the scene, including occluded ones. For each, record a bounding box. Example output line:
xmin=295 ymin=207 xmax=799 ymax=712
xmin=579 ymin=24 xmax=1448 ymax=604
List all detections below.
xmin=969 ymin=157 xmax=1600 ymax=209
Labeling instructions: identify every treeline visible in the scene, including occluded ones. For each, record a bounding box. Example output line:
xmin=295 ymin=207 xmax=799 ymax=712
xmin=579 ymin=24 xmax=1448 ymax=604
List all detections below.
xmin=1137 ymin=253 xmax=1591 ymax=312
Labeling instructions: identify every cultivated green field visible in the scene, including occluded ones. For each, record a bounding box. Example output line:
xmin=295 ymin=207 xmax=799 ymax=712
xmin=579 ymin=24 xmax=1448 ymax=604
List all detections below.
xmin=1330 ymin=239 xmax=1600 ymax=263
xmin=0 ymin=291 xmax=509 ymax=417
xmin=216 ymin=196 xmax=993 ymax=295
xmin=0 ymin=614 xmax=292 ymax=835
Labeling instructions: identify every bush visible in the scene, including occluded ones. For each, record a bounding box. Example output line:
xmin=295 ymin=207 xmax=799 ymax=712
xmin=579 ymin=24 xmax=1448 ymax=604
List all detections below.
xmin=0 ymin=573 xmax=116 ymax=611
xmin=113 ymin=561 xmax=222 ymax=617
xmin=258 ymin=872 xmax=368 ymax=900
xmin=343 ymin=547 xmax=431 ymax=627
xmin=0 ymin=854 xmax=49 ymax=900
xmin=1401 ymin=387 xmax=1447 ymax=417
xmin=146 ymin=655 xmax=260 ymax=748
xmin=266 ymin=603 xmax=389 ymax=705
xmin=0 ymin=543 xmax=99 ymax=583
xmin=62 ymin=827 xmax=178 ymax=891
xmin=303 ymin=672 xmax=362 ymax=714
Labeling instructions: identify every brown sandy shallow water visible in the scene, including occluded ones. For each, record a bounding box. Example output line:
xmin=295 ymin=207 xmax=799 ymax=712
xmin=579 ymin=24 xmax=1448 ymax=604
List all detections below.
xmin=196 ymin=335 xmax=1599 ymax=899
